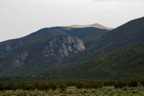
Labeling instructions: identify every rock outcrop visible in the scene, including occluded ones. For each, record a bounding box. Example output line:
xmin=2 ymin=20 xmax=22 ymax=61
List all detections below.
xmin=43 ymin=36 xmax=85 ymax=60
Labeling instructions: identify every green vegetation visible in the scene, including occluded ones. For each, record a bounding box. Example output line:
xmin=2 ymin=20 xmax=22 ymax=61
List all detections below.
xmin=0 ymin=80 xmax=144 ymax=90
xmin=0 ymin=80 xmax=144 ymax=95
xmin=74 ymin=45 xmax=144 ymax=80
xmin=0 ymin=87 xmax=144 ymax=96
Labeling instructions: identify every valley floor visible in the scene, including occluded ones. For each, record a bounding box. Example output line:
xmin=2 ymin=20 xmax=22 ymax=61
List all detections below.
xmin=0 ymin=87 xmax=144 ymax=96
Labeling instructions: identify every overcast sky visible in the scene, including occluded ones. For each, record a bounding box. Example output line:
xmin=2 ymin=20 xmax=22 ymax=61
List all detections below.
xmin=0 ymin=0 xmax=144 ymax=42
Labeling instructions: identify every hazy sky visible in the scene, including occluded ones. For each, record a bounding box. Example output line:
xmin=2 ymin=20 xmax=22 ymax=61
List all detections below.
xmin=0 ymin=0 xmax=144 ymax=42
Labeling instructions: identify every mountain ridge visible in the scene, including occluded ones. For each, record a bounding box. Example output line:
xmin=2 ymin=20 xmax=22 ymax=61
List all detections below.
xmin=0 ymin=17 xmax=144 ymax=80
xmin=68 ymin=23 xmax=112 ymax=30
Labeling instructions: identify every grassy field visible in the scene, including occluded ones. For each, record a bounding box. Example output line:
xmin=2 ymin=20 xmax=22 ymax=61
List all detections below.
xmin=0 ymin=86 xmax=144 ymax=96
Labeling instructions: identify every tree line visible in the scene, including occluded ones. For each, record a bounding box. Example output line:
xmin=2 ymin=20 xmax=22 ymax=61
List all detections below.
xmin=0 ymin=80 xmax=144 ymax=90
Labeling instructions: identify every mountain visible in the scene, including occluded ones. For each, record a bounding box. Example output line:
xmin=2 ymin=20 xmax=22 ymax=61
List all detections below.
xmin=0 ymin=25 xmax=109 ymax=77
xmin=72 ymin=17 xmax=144 ymax=80
xmin=0 ymin=17 xmax=144 ymax=80
xmin=41 ymin=17 xmax=144 ymax=80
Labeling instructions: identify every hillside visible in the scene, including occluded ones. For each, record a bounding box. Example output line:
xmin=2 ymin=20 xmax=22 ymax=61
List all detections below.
xmin=76 ymin=45 xmax=144 ymax=80
xmin=0 ymin=26 xmax=108 ymax=77
xmin=0 ymin=17 xmax=144 ymax=80
xmin=97 ymin=17 xmax=144 ymax=51
xmin=34 ymin=45 xmax=143 ymax=80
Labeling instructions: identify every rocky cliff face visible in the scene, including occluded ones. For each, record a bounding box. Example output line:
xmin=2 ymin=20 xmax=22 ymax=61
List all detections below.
xmin=43 ymin=36 xmax=85 ymax=60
